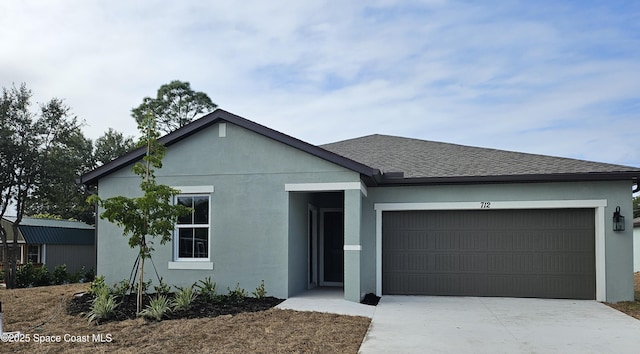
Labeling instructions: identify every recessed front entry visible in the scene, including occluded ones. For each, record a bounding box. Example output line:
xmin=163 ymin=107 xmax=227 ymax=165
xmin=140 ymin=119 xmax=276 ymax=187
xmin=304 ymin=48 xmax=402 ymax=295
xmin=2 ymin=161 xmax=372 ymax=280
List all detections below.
xmin=320 ymin=209 xmax=344 ymax=286
xmin=382 ymin=209 xmax=596 ymax=299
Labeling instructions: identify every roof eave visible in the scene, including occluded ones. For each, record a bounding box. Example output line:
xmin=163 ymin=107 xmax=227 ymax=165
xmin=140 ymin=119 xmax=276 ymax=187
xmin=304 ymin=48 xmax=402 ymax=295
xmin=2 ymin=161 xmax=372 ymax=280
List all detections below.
xmin=377 ymin=171 xmax=640 ymax=186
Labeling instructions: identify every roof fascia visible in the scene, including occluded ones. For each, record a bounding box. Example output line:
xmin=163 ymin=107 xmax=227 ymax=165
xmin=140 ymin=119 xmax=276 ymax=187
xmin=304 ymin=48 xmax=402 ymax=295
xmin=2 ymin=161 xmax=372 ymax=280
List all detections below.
xmin=376 ymin=171 xmax=640 ymax=186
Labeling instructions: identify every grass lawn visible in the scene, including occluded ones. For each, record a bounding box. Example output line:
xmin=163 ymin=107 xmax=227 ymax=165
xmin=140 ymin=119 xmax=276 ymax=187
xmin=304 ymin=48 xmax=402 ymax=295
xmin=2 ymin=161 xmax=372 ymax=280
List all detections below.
xmin=0 ymin=283 xmax=371 ymax=353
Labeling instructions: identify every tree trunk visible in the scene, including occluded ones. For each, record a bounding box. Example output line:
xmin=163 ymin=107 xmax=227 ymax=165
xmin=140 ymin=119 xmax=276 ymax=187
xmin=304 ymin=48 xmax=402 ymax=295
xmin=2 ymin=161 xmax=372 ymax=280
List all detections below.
xmin=0 ymin=227 xmax=9 ymax=287
xmin=8 ymin=221 xmax=21 ymax=288
xmin=137 ymin=237 xmax=146 ymax=314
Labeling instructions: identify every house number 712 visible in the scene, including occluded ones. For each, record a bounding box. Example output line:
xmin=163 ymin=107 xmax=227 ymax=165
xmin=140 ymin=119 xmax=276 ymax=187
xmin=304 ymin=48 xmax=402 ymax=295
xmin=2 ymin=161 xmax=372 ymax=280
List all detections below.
xmin=480 ymin=202 xmax=491 ymax=209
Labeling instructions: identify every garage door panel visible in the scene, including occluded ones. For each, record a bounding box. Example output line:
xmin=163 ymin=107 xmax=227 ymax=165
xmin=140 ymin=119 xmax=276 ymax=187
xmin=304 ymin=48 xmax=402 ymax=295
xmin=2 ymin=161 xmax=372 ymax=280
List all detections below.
xmin=383 ymin=209 xmax=595 ymax=299
xmin=387 ymin=230 xmax=430 ymax=250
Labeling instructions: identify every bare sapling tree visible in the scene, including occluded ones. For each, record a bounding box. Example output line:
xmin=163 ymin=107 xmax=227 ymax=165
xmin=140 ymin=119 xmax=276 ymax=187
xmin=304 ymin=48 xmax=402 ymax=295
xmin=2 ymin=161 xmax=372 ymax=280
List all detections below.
xmin=88 ymin=112 xmax=190 ymax=313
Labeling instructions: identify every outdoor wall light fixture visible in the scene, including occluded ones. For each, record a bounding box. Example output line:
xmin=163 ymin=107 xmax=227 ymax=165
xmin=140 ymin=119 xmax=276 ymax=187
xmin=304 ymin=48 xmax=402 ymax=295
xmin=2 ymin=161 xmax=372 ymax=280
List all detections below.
xmin=612 ymin=206 xmax=625 ymax=232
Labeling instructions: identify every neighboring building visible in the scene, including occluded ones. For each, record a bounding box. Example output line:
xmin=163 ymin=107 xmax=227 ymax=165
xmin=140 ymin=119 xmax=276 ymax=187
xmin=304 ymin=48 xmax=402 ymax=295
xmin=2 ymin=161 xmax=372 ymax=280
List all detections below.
xmin=634 ymin=217 xmax=640 ymax=272
xmin=0 ymin=216 xmax=95 ymax=274
xmin=80 ymin=109 xmax=640 ymax=303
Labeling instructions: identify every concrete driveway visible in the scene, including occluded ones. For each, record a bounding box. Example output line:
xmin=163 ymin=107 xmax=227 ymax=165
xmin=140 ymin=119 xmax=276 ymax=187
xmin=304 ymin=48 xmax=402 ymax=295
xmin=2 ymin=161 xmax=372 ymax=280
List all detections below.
xmin=359 ymin=296 xmax=640 ymax=353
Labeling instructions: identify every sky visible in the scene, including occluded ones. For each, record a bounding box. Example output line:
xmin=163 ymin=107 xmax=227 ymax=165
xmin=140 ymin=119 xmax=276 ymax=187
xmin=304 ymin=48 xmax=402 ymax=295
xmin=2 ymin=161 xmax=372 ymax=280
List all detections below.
xmin=1 ymin=0 xmax=639 ymax=167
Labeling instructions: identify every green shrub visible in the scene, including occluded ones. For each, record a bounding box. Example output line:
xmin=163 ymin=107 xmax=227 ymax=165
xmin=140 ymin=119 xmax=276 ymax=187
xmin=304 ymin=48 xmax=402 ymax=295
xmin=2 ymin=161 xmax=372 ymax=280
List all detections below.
xmin=252 ymin=280 xmax=267 ymax=299
xmin=82 ymin=267 xmax=96 ymax=283
xmin=15 ymin=263 xmax=93 ymax=288
xmin=139 ymin=295 xmax=172 ymax=321
xmin=52 ymin=264 xmax=68 ymax=285
xmin=172 ymin=285 xmax=197 ymax=311
xmin=132 ymin=278 xmax=152 ymax=295
xmin=89 ymin=276 xmax=109 ymax=296
xmin=154 ymin=277 xmax=172 ymax=296
xmin=16 ymin=262 xmax=35 ymax=288
xmin=196 ymin=276 xmax=217 ymax=302
xmin=227 ymin=283 xmax=247 ymax=304
xmin=86 ymin=291 xmax=120 ymax=324
xmin=112 ymin=279 xmax=131 ymax=297
xmin=67 ymin=270 xmax=83 ymax=284
xmin=32 ymin=265 xmax=52 ymax=287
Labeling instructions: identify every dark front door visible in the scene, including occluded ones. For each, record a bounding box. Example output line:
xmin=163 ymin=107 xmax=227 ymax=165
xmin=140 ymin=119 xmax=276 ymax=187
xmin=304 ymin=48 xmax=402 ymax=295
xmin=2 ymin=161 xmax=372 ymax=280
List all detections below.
xmin=322 ymin=210 xmax=344 ymax=284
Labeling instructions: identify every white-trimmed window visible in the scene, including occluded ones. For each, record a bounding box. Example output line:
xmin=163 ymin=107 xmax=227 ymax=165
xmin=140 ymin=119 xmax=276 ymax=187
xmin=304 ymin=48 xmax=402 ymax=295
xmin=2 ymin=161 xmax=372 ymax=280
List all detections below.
xmin=27 ymin=245 xmax=40 ymax=263
xmin=174 ymin=194 xmax=210 ymax=260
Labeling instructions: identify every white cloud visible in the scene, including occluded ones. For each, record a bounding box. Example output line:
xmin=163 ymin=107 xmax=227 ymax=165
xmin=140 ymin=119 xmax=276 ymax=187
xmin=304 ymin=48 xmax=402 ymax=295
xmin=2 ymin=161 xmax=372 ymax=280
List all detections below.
xmin=0 ymin=0 xmax=638 ymax=167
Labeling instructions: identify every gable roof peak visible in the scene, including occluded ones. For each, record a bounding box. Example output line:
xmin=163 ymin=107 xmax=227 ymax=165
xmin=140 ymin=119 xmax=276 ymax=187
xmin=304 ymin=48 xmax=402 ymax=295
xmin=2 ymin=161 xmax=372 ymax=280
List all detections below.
xmin=79 ymin=109 xmax=379 ymax=186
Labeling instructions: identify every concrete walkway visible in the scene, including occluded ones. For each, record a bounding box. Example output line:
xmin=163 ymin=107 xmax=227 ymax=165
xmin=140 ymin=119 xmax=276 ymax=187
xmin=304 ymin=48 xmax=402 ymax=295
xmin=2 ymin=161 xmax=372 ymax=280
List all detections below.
xmin=276 ymin=288 xmax=376 ymax=318
xmin=359 ymin=296 xmax=640 ymax=354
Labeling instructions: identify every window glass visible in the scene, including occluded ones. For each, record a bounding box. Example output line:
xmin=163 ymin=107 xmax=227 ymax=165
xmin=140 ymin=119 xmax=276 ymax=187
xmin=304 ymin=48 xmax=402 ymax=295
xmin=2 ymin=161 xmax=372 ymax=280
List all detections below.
xmin=194 ymin=228 xmax=208 ymax=257
xmin=178 ymin=228 xmax=194 ymax=258
xmin=194 ymin=196 xmax=209 ymax=224
xmin=27 ymin=245 xmax=39 ymax=263
xmin=177 ymin=196 xmax=193 ymax=224
xmin=175 ymin=194 xmax=210 ymax=260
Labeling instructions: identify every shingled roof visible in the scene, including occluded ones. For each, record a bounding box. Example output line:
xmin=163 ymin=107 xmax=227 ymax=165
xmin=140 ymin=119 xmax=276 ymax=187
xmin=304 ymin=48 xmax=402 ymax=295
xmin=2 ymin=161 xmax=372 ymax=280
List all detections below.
xmin=79 ymin=109 xmax=640 ymax=187
xmin=321 ymin=134 xmax=640 ymax=184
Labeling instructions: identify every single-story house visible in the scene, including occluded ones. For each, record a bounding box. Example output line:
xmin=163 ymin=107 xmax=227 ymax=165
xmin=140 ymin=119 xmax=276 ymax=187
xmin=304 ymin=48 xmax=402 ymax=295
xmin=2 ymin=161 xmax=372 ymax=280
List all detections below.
xmin=80 ymin=109 xmax=640 ymax=303
xmin=634 ymin=217 xmax=640 ymax=272
xmin=0 ymin=216 xmax=96 ymax=274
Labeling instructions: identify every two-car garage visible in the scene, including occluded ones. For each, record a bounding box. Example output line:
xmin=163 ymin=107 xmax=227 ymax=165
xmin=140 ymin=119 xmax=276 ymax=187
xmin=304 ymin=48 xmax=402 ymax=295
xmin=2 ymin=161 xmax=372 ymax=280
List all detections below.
xmin=382 ymin=208 xmax=596 ymax=299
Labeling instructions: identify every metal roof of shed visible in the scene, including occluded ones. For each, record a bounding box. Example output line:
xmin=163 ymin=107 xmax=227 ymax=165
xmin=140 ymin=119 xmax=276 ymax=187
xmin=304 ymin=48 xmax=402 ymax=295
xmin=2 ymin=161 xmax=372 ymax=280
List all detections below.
xmin=1 ymin=217 xmax=95 ymax=245
xmin=18 ymin=225 xmax=94 ymax=245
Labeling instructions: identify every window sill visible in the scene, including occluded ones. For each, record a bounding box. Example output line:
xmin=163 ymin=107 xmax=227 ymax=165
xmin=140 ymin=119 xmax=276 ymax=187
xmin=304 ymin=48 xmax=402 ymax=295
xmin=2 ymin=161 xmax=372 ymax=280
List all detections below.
xmin=168 ymin=261 xmax=213 ymax=270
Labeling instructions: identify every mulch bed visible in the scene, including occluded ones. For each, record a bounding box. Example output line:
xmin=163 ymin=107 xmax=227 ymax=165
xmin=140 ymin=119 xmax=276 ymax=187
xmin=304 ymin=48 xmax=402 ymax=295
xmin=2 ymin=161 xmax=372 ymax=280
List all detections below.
xmin=67 ymin=292 xmax=284 ymax=323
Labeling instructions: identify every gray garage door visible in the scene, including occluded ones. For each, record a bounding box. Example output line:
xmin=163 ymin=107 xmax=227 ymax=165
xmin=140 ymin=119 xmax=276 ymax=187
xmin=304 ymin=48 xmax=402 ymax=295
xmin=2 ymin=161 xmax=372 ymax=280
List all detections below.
xmin=382 ymin=209 xmax=595 ymax=299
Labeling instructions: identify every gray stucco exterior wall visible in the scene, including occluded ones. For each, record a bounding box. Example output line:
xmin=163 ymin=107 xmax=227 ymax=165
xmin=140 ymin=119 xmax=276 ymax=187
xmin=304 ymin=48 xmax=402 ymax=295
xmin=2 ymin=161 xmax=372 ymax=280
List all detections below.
xmin=93 ymin=118 xmax=635 ymax=303
xmin=95 ymin=122 xmax=360 ymax=299
xmin=287 ymin=191 xmax=312 ymax=297
xmin=362 ymin=180 xmax=635 ymax=302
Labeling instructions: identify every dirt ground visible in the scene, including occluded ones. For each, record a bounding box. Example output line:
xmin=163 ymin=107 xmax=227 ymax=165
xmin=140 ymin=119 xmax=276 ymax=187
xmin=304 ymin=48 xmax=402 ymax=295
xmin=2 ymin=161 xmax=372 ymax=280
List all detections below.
xmin=0 ymin=283 xmax=371 ymax=353
xmin=2 ymin=274 xmax=638 ymax=353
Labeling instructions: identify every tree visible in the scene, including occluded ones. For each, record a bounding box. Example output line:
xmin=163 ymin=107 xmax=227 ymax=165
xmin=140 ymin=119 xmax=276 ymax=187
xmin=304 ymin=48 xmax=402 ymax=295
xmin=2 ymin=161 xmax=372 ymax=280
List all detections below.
xmin=88 ymin=113 xmax=191 ymax=313
xmin=0 ymin=84 xmax=30 ymax=289
xmin=0 ymin=83 xmax=85 ymax=288
xmin=0 ymin=83 xmax=38 ymax=288
xmin=94 ymin=128 xmax=136 ymax=166
xmin=131 ymin=80 xmax=217 ymax=134
xmin=24 ymin=110 xmax=95 ymax=224
xmin=25 ymin=127 xmax=135 ymax=224
xmin=633 ymin=195 xmax=639 ymax=218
